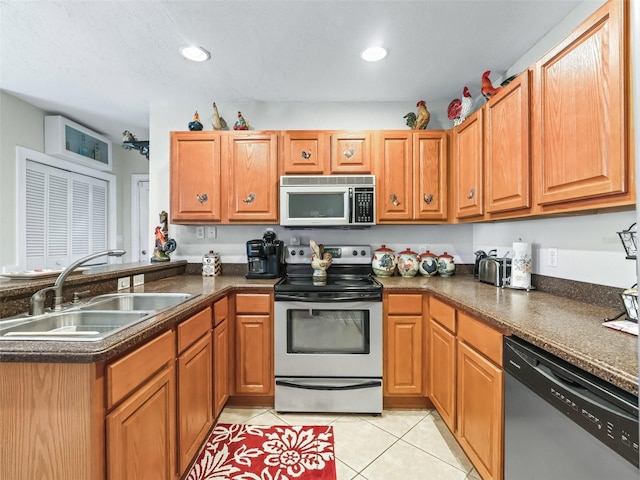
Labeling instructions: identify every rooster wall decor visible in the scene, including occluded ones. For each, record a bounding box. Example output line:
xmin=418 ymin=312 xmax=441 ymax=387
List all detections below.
xmin=403 ymin=100 xmax=430 ymax=130
xmin=481 ymin=70 xmax=502 ymax=100
xmin=447 ymin=86 xmax=474 ymax=127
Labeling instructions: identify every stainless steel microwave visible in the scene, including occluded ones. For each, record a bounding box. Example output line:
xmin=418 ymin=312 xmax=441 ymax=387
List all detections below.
xmin=279 ymin=175 xmax=376 ymax=227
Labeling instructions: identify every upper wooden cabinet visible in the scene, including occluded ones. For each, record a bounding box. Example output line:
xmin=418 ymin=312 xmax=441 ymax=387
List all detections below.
xmin=453 ymin=109 xmax=484 ymax=220
xmin=170 ymin=132 xmax=222 ymax=223
xmin=532 ymin=0 xmax=630 ymax=209
xmin=375 ymin=131 xmax=448 ymax=223
xmin=226 ymin=133 xmax=279 ymax=222
xmin=484 ymin=72 xmax=531 ymax=216
xmin=281 ymin=130 xmax=328 ymax=174
xmin=331 ymin=132 xmax=372 ymax=173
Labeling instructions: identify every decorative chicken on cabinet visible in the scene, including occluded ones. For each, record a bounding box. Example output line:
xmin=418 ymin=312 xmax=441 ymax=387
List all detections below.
xmin=188 ymin=111 xmax=204 ymax=131
xmin=212 ymin=102 xmax=227 ymax=131
xmin=403 ymin=100 xmax=430 ymax=130
xmin=233 ymin=111 xmax=249 ymax=130
xmin=447 ymin=86 xmax=473 ymax=127
xmin=481 ymin=70 xmax=502 ymax=100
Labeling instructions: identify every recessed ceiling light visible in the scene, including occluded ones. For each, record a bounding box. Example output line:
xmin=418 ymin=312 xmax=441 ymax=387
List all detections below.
xmin=361 ymin=46 xmax=387 ymax=62
xmin=179 ymin=45 xmax=211 ymax=62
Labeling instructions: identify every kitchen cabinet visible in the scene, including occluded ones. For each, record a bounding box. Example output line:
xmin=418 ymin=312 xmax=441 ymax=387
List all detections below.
xmin=234 ymin=292 xmax=274 ymax=395
xmin=281 ymin=130 xmax=328 ymax=174
xmin=375 ymin=131 xmax=448 ymax=223
xmin=170 ymin=131 xmax=222 ymax=223
xmin=213 ymin=296 xmax=230 ymax=418
xmin=452 ymin=109 xmax=484 ymax=220
xmin=331 ymin=131 xmax=372 ymax=173
xmin=106 ymin=330 xmax=176 ymax=480
xmin=226 ymin=133 xmax=279 ymax=222
xmin=384 ymin=292 xmax=425 ymax=397
xmin=484 ymin=71 xmax=531 ymax=217
xmin=428 ymin=297 xmax=457 ymax=431
xmin=532 ymin=0 xmax=631 ymax=211
xmin=176 ymin=308 xmax=213 ymax=474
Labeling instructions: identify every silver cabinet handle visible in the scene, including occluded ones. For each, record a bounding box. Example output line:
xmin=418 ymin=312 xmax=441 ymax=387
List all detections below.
xmin=301 ymin=150 xmax=312 ymax=159
xmin=390 ymin=193 xmax=401 ymax=206
xmin=423 ymin=194 xmax=433 ymax=205
xmin=467 ymin=188 xmax=475 ymax=200
xmin=243 ymin=192 xmax=256 ymax=203
xmin=343 ymin=148 xmax=355 ymax=159
xmin=196 ymin=193 xmax=208 ymax=204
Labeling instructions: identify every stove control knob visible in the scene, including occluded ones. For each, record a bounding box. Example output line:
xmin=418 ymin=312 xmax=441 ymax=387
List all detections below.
xmin=299 ymin=249 xmax=305 ymax=256
xmin=290 ymin=250 xmax=296 ymax=256
xmin=361 ymin=250 xmax=367 ymax=256
xmin=352 ymin=249 xmax=358 ymax=256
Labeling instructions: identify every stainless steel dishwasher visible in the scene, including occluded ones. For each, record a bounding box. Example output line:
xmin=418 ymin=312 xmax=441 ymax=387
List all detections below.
xmin=504 ymin=336 xmax=639 ymax=479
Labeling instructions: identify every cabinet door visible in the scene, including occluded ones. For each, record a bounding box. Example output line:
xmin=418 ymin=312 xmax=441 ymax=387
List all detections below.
xmin=533 ymin=0 xmax=626 ymax=206
xmin=177 ymin=334 xmax=213 ymax=474
xmin=485 ymin=72 xmax=531 ymax=214
xmin=429 ymin=319 xmax=456 ymax=431
xmin=457 ymin=341 xmax=503 ymax=480
xmin=107 ymin=365 xmax=176 ymax=480
xmin=453 ymin=109 xmax=484 ymax=219
xmin=213 ymin=317 xmax=229 ymax=418
xmin=282 ymin=131 xmax=328 ymax=174
xmin=385 ymin=314 xmax=423 ymax=395
xmin=414 ymin=131 xmax=448 ymax=220
xmin=226 ymin=133 xmax=279 ymax=222
xmin=375 ymin=131 xmax=413 ymax=221
xmin=170 ymin=132 xmax=222 ymax=223
xmin=331 ymin=132 xmax=372 ymax=173
xmin=235 ymin=314 xmax=273 ymax=395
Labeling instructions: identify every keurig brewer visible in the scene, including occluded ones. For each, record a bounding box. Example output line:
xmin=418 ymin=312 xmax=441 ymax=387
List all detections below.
xmin=246 ymin=231 xmax=284 ymax=279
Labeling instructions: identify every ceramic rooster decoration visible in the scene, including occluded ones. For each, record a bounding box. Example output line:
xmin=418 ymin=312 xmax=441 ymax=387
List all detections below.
xmin=188 ymin=111 xmax=204 ymax=131
xmin=481 ymin=70 xmax=502 ymax=100
xmin=403 ymin=100 xmax=430 ymax=130
xmin=233 ymin=111 xmax=249 ymax=130
xmin=211 ymin=102 xmax=227 ymax=131
xmin=447 ymin=86 xmax=473 ymax=127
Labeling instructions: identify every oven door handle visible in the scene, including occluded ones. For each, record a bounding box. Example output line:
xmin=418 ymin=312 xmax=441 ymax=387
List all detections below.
xmin=275 ymin=294 xmax=382 ymax=302
xmin=276 ymin=379 xmax=382 ymax=391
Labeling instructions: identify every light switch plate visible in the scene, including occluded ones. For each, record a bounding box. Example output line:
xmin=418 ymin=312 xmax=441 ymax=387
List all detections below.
xmin=133 ymin=274 xmax=145 ymax=286
xmin=117 ymin=276 xmax=131 ymax=290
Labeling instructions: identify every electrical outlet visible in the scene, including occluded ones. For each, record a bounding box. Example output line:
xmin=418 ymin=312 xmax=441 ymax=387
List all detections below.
xmin=548 ymin=248 xmax=558 ymax=267
xmin=206 ymin=226 xmax=216 ymax=239
xmin=196 ymin=226 xmax=205 ymax=239
xmin=117 ymin=276 xmax=131 ymax=290
xmin=133 ymin=274 xmax=145 ymax=286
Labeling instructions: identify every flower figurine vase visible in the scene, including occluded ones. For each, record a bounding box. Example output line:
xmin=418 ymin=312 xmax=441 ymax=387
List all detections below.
xmin=437 ymin=252 xmax=456 ymax=277
xmin=418 ymin=250 xmax=439 ymax=276
xmin=397 ymin=247 xmax=420 ymax=277
xmin=372 ymin=245 xmax=396 ymax=277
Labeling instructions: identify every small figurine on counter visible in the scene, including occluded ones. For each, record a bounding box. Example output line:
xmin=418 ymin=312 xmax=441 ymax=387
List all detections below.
xmin=233 ymin=111 xmax=249 ymax=130
xmin=188 ymin=111 xmax=204 ymax=131
xmin=151 ymin=210 xmax=177 ymax=263
xmin=212 ymin=102 xmax=228 ymax=131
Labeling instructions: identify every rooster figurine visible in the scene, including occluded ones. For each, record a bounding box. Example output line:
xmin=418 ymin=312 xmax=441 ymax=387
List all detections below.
xmin=233 ymin=111 xmax=249 ymax=130
xmin=188 ymin=111 xmax=204 ymax=131
xmin=447 ymin=86 xmax=474 ymax=127
xmin=481 ymin=70 xmax=502 ymax=100
xmin=403 ymin=100 xmax=430 ymax=130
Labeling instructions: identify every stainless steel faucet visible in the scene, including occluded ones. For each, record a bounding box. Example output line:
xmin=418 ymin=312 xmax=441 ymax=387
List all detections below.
xmin=29 ymin=249 xmax=126 ymax=315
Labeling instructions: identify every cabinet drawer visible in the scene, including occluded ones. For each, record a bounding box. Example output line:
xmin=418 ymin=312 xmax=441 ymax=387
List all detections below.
xmin=107 ymin=329 xmax=176 ymax=408
xmin=430 ymin=297 xmax=456 ymax=333
xmin=458 ymin=312 xmax=503 ymax=366
xmin=177 ymin=307 xmax=212 ymax=353
xmin=387 ymin=293 xmax=423 ymax=315
xmin=236 ymin=293 xmax=271 ymax=314
xmin=214 ymin=296 xmax=228 ymax=326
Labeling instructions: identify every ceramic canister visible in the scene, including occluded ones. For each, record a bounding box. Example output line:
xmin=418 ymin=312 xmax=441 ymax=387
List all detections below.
xmin=372 ymin=245 xmax=396 ymax=277
xmin=418 ymin=250 xmax=439 ymax=276
xmin=437 ymin=252 xmax=456 ymax=277
xmin=397 ymin=247 xmax=420 ymax=277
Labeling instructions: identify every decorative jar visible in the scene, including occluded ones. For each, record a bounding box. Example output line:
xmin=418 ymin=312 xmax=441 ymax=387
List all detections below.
xmin=372 ymin=245 xmax=396 ymax=277
xmin=418 ymin=250 xmax=439 ymax=277
xmin=437 ymin=252 xmax=456 ymax=277
xmin=397 ymin=248 xmax=420 ymax=277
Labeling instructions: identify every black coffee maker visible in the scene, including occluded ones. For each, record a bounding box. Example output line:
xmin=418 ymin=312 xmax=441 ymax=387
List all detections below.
xmin=246 ymin=231 xmax=284 ymax=279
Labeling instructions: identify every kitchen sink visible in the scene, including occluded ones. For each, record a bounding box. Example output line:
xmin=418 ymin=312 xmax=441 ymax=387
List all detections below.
xmin=0 ymin=310 xmax=152 ymax=341
xmin=79 ymin=293 xmax=193 ymax=312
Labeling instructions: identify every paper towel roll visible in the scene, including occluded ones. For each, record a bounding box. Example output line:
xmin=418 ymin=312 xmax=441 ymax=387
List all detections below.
xmin=511 ymin=242 xmax=532 ymax=288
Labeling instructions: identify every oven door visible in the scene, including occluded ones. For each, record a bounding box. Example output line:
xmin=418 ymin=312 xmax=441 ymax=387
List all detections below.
xmin=274 ymin=300 xmax=382 ymax=378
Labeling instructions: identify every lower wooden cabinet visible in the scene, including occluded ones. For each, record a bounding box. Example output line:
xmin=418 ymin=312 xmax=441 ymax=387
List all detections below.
xmin=214 ymin=296 xmax=230 ymax=418
xmin=428 ymin=318 xmax=457 ymax=431
xmin=107 ymin=365 xmax=176 ymax=480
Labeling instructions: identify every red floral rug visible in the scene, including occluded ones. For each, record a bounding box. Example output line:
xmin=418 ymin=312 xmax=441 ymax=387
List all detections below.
xmin=186 ymin=423 xmax=336 ymax=480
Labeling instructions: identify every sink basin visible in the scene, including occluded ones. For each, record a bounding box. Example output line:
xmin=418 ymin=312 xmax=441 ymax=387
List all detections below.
xmin=0 ymin=310 xmax=151 ymax=341
xmin=80 ymin=293 xmax=193 ymax=312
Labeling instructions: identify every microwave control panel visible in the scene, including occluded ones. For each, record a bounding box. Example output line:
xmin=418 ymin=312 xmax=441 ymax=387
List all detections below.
xmin=351 ymin=187 xmax=375 ymax=223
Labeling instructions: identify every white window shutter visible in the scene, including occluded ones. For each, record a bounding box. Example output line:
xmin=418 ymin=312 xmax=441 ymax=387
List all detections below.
xmin=25 ymin=169 xmax=46 ymax=268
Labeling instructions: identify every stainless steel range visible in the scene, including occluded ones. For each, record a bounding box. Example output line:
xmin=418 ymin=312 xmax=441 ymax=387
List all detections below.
xmin=274 ymin=244 xmax=382 ymax=414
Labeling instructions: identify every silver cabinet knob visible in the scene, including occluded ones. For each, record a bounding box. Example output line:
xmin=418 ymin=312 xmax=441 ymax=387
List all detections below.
xmin=301 ymin=150 xmax=312 ymax=159
xmin=243 ymin=192 xmax=256 ymax=203
xmin=196 ymin=193 xmax=208 ymax=204
xmin=424 ymin=194 xmax=433 ymax=204
xmin=467 ymin=188 xmax=475 ymax=200
xmin=390 ymin=193 xmax=401 ymax=206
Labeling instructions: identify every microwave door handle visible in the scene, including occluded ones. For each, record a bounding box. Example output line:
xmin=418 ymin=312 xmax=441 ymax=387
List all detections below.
xmin=349 ymin=187 xmax=353 ymax=223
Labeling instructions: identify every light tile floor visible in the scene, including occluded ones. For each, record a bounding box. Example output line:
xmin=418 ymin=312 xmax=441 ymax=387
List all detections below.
xmin=217 ymin=407 xmax=482 ymax=480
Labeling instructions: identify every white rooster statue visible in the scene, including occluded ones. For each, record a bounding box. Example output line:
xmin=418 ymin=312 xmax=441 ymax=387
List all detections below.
xmin=447 ymin=86 xmax=473 ymax=127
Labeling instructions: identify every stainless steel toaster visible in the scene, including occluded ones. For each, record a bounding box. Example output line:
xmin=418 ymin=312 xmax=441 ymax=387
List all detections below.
xmin=478 ymin=257 xmax=512 ymax=287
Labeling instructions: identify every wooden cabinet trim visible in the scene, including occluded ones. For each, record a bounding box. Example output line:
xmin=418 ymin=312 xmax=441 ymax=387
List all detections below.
xmin=429 ymin=297 xmax=456 ymax=333
xmin=177 ymin=307 xmax=212 ymax=353
xmin=386 ymin=292 xmax=423 ymax=314
xmin=236 ymin=293 xmax=272 ymax=314
xmin=458 ymin=312 xmax=503 ymax=366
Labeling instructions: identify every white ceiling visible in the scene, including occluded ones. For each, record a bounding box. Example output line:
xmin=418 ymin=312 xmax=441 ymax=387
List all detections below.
xmin=0 ymin=0 xmax=588 ymax=142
